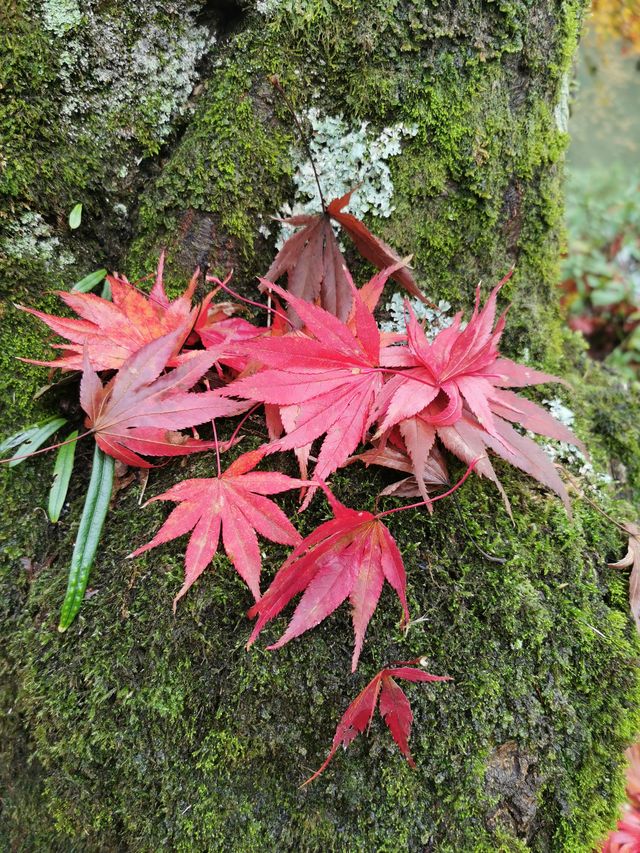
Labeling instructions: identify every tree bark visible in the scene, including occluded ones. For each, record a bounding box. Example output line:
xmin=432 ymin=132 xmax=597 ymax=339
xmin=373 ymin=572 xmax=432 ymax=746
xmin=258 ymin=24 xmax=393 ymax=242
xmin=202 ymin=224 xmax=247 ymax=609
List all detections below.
xmin=2 ymin=1 xmax=640 ymax=850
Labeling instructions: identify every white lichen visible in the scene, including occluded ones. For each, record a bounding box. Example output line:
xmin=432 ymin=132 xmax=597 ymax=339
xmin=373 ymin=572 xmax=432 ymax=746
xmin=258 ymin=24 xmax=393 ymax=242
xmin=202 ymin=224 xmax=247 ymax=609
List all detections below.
xmin=42 ymin=3 xmax=211 ymax=161
xmin=537 ymin=398 xmax=608 ymax=482
xmin=380 ymin=292 xmax=454 ymax=338
xmin=276 ymin=109 xmax=417 ymax=248
xmin=41 ymin=0 xmax=82 ymax=37
xmin=554 ymin=71 xmax=571 ymax=134
xmin=1 ymin=212 xmax=75 ymax=268
xmin=288 ymin=109 xmax=417 ymax=219
xmin=256 ymin=0 xmax=283 ymax=15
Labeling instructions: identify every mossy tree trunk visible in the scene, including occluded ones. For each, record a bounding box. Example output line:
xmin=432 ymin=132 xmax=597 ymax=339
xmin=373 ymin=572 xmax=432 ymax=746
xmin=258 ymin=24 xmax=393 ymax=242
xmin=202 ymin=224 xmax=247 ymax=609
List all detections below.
xmin=2 ymin=1 xmax=640 ymax=850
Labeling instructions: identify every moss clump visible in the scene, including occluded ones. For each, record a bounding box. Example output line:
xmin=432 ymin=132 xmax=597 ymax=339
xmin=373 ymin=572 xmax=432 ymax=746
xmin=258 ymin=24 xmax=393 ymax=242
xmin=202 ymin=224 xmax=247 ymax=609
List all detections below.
xmin=128 ymin=62 xmax=295 ymax=277
xmin=1 ymin=0 xmax=212 ymax=257
xmin=2 ymin=441 xmax=639 ymax=850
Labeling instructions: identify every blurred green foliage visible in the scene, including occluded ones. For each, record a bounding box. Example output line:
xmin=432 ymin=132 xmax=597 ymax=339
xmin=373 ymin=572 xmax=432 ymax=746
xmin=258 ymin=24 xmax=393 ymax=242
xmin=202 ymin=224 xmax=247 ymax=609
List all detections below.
xmin=562 ymin=166 xmax=640 ymax=379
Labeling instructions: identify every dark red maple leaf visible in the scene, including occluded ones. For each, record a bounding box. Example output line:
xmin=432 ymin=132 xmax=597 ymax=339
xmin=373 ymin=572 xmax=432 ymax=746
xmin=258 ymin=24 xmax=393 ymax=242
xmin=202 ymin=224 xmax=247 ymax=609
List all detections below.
xmin=246 ymin=484 xmax=410 ymax=672
xmin=19 ymin=253 xmax=198 ymax=371
xmin=220 ymin=276 xmax=389 ymax=499
xmin=302 ymin=659 xmax=451 ymax=785
xmin=80 ymin=326 xmax=246 ymax=467
xmin=373 ymin=275 xmax=587 ymax=512
xmin=129 ymin=448 xmax=308 ymax=606
xmin=266 ymin=188 xmax=425 ymax=324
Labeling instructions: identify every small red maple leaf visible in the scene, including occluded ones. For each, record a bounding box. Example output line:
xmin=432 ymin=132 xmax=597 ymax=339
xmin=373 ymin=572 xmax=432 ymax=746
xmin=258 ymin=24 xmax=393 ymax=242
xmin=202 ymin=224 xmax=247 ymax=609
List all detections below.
xmin=266 ymin=188 xmax=425 ymax=323
xmin=302 ymin=659 xmax=451 ymax=785
xmin=81 ymin=326 xmax=246 ymax=467
xmin=221 ymin=274 xmax=390 ymax=497
xmin=374 ymin=274 xmax=587 ymax=512
xmin=19 ymin=253 xmax=198 ymax=371
xmin=350 ymin=438 xmax=450 ymax=502
xmin=129 ymin=447 xmax=308 ymax=606
xmin=246 ymin=483 xmax=410 ymax=672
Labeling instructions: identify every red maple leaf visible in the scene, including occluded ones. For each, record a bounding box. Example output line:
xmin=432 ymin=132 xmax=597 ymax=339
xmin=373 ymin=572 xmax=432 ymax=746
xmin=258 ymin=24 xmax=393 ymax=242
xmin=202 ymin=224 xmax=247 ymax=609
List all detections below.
xmin=129 ymin=448 xmax=308 ymax=606
xmin=221 ymin=276 xmax=388 ymax=498
xmin=601 ymin=809 xmax=640 ymax=853
xmin=266 ymin=188 xmax=425 ymax=323
xmin=302 ymin=659 xmax=451 ymax=785
xmin=373 ymin=274 xmax=587 ymax=512
xmin=80 ymin=326 xmax=246 ymax=467
xmin=19 ymin=253 xmax=197 ymax=371
xmin=246 ymin=484 xmax=410 ymax=672
xmin=350 ymin=438 xmax=450 ymax=502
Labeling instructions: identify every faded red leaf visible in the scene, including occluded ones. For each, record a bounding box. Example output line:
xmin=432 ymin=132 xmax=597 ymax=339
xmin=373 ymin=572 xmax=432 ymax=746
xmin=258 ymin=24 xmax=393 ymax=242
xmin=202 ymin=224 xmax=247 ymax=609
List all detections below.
xmin=246 ymin=484 xmax=410 ymax=672
xmin=350 ymin=439 xmax=450 ymax=503
xmin=19 ymin=253 xmax=198 ymax=371
xmin=608 ymin=522 xmax=640 ymax=633
xmin=302 ymin=659 xmax=451 ymax=785
xmin=129 ymin=447 xmax=308 ymax=606
xmin=266 ymin=188 xmax=424 ymax=324
xmin=81 ymin=326 xmax=246 ymax=467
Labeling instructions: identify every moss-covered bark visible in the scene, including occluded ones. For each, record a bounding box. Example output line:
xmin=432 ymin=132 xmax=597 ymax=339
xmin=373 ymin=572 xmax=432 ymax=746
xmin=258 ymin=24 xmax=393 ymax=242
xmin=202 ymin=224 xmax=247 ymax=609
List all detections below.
xmin=2 ymin=1 xmax=640 ymax=850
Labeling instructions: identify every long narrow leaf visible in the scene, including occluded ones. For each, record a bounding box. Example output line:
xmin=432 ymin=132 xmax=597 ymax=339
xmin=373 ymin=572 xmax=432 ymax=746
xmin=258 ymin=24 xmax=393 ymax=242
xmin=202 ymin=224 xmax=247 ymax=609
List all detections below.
xmin=58 ymin=443 xmax=114 ymax=632
xmin=71 ymin=268 xmax=108 ymax=293
xmin=48 ymin=430 xmax=78 ymax=522
xmin=0 ymin=416 xmax=64 ymax=454
xmin=2 ymin=417 xmax=67 ymax=467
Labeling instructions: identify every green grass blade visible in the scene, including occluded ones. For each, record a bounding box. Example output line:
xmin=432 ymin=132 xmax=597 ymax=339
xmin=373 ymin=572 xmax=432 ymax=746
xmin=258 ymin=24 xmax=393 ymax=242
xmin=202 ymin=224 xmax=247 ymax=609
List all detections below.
xmin=71 ymin=268 xmax=108 ymax=293
xmin=48 ymin=430 xmax=78 ymax=523
xmin=0 ymin=416 xmax=65 ymax=454
xmin=3 ymin=417 xmax=67 ymax=467
xmin=58 ymin=443 xmax=114 ymax=632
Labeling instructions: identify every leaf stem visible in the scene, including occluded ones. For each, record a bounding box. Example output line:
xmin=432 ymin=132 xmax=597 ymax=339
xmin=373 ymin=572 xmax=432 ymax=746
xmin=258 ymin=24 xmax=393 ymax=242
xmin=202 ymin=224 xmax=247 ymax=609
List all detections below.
xmin=451 ymin=493 xmax=506 ymax=563
xmin=376 ymin=457 xmax=482 ymax=518
xmin=228 ymin=404 xmax=261 ymax=447
xmin=211 ymin=418 xmax=222 ymax=478
xmin=561 ymin=465 xmax=638 ymax=538
xmin=0 ymin=430 xmax=90 ymax=465
xmin=270 ymin=76 xmax=326 ymax=213
xmin=212 ymin=276 xmax=293 ymax=328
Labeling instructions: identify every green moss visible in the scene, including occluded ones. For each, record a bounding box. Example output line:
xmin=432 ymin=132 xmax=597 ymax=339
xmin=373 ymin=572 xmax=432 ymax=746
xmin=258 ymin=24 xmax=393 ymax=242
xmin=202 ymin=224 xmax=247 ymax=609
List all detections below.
xmin=128 ymin=60 xmax=295 ymax=279
xmin=2 ymin=439 xmax=639 ymax=850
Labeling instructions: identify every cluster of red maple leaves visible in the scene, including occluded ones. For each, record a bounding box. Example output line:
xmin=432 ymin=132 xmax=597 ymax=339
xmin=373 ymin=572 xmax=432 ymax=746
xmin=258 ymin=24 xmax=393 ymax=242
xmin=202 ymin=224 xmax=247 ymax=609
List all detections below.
xmin=19 ymin=192 xmax=584 ymax=782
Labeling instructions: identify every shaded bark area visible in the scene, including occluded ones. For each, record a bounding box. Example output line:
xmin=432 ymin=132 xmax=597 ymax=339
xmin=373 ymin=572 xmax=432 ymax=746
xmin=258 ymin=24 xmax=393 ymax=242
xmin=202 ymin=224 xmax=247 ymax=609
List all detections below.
xmin=2 ymin=2 xmax=640 ymax=851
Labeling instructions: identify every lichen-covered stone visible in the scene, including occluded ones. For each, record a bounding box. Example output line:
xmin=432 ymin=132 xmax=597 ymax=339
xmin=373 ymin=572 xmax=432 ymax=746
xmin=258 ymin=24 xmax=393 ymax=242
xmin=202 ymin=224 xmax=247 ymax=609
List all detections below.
xmin=2 ymin=1 xmax=640 ymax=850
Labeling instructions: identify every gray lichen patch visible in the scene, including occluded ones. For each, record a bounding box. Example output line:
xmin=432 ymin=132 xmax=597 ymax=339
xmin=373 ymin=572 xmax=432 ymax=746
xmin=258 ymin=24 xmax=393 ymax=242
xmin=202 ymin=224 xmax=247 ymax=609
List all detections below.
xmin=53 ymin=5 xmax=211 ymax=156
xmin=2 ymin=1 xmax=217 ymax=252
xmin=1 ymin=212 xmax=75 ymax=268
xmin=41 ymin=0 xmax=82 ymax=36
xmin=285 ymin=109 xmax=417 ymax=220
